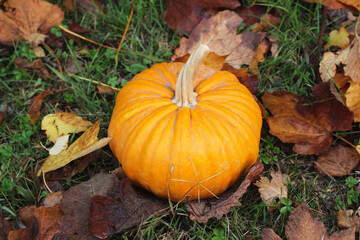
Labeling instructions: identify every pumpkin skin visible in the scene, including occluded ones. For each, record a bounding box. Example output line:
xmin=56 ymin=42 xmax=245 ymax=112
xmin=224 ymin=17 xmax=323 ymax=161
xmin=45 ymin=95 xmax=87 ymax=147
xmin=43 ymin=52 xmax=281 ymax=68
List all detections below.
xmin=108 ymin=62 xmax=262 ymax=202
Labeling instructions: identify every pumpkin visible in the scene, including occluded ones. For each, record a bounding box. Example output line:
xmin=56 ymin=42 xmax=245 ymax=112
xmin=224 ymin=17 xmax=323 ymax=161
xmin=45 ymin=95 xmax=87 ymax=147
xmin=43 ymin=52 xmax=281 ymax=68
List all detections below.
xmin=108 ymin=44 xmax=262 ymax=202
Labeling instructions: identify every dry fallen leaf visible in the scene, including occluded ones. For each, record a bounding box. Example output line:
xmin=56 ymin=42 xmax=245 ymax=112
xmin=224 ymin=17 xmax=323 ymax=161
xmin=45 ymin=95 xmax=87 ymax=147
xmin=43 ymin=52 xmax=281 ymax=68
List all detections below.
xmin=0 ymin=106 xmax=8 ymax=126
xmin=41 ymin=112 xmax=92 ymax=143
xmin=255 ymin=170 xmax=288 ymax=211
xmin=285 ymin=202 xmax=329 ymax=240
xmin=48 ymin=135 xmax=69 ymax=155
xmin=337 ymin=209 xmax=360 ymax=234
xmin=89 ymin=178 xmax=169 ymax=239
xmin=262 ymin=83 xmax=353 ymax=155
xmin=345 ymin=81 xmax=360 ymax=121
xmin=0 ymin=214 xmax=18 ymax=240
xmin=302 ymin=0 xmax=347 ymax=10
xmin=262 ymin=228 xmax=282 ymax=240
xmin=37 ymin=120 xmax=111 ymax=176
xmin=221 ymin=65 xmax=259 ymax=94
xmin=59 ymin=172 xmax=118 ymax=239
xmin=249 ymin=39 xmax=271 ymax=75
xmin=186 ymin=162 xmax=264 ymax=223
xmin=252 ymin=13 xmax=281 ymax=32
xmin=0 ymin=0 xmax=64 ymax=46
xmin=63 ymin=0 xmax=104 ymax=12
xmin=163 ymin=0 xmax=240 ymax=35
xmin=315 ymin=145 xmax=360 ymax=176
xmin=14 ymin=57 xmax=49 ymax=80
xmin=28 ymin=88 xmax=52 ymax=125
xmin=285 ymin=203 xmax=357 ymax=240
xmin=9 ymin=173 xmax=118 ymax=240
xmin=46 ymin=150 xmax=100 ymax=181
xmin=320 ymin=36 xmax=360 ymax=121
xmin=96 ymin=86 xmax=115 ymax=96
xmin=337 ymin=0 xmax=360 ymax=11
xmin=8 ymin=205 xmax=63 ymax=240
xmin=324 ymin=27 xmax=350 ymax=50
xmin=173 ymin=10 xmax=266 ymax=69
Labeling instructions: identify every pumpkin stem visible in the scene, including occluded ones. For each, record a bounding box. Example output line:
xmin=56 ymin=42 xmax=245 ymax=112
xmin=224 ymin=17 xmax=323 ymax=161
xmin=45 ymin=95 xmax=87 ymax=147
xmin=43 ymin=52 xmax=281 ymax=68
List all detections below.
xmin=172 ymin=44 xmax=210 ymax=108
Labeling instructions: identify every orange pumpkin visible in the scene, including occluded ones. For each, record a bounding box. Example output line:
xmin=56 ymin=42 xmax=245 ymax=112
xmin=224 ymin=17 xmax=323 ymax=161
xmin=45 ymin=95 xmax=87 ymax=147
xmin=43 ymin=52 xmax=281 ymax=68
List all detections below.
xmin=108 ymin=44 xmax=262 ymax=202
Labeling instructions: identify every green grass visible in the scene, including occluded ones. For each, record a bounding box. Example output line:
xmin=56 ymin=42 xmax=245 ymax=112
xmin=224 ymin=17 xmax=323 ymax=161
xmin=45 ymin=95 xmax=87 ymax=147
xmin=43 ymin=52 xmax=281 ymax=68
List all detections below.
xmin=0 ymin=0 xmax=358 ymax=239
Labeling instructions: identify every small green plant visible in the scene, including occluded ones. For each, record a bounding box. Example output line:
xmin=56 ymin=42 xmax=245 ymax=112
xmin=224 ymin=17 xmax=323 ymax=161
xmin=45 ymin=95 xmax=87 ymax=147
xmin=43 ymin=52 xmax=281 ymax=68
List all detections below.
xmin=16 ymin=41 xmax=36 ymax=61
xmin=345 ymin=176 xmax=359 ymax=206
xmin=260 ymin=136 xmax=282 ymax=164
xmin=64 ymin=93 xmax=74 ymax=103
xmin=212 ymin=229 xmax=227 ymax=240
xmin=280 ymin=198 xmax=294 ymax=214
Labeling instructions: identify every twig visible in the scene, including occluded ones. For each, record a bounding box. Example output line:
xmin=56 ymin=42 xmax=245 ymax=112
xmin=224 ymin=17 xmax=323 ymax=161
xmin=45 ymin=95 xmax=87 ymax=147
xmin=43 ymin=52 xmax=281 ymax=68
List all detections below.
xmin=115 ymin=0 xmax=135 ymax=63
xmin=68 ymin=73 xmax=121 ymax=91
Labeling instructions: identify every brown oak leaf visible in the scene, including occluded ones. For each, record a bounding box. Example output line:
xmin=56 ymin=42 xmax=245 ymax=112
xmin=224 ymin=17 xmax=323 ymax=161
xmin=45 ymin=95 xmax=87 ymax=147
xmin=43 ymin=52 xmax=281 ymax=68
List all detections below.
xmin=255 ymin=170 xmax=288 ymax=211
xmin=285 ymin=203 xmax=357 ymax=240
xmin=262 ymin=82 xmax=353 ymax=155
xmin=28 ymin=88 xmax=52 ymax=125
xmin=315 ymin=145 xmax=360 ymax=176
xmin=172 ymin=10 xmax=266 ymax=69
xmin=163 ymin=0 xmax=240 ymax=35
xmin=285 ymin=202 xmax=329 ymax=240
xmin=0 ymin=0 xmax=64 ymax=46
xmin=186 ymin=162 xmax=264 ymax=223
xmin=89 ymin=178 xmax=169 ymax=239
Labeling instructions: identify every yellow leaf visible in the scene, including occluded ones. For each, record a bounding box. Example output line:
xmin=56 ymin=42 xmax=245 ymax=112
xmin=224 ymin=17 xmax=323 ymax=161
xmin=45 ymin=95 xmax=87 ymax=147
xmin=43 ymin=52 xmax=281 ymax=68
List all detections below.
xmin=345 ymin=81 xmax=360 ymax=122
xmin=41 ymin=112 xmax=92 ymax=143
xmin=324 ymin=27 xmax=350 ymax=50
xmin=37 ymin=120 xmax=111 ymax=176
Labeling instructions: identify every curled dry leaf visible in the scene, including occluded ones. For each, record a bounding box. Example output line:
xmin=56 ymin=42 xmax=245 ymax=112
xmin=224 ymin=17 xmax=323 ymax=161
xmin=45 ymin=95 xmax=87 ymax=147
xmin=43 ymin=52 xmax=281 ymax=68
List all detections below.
xmin=315 ymin=145 xmax=360 ymax=176
xmin=186 ymin=162 xmax=264 ymax=223
xmin=324 ymin=27 xmax=350 ymax=50
xmin=41 ymin=112 xmax=92 ymax=143
xmin=89 ymin=178 xmax=169 ymax=239
xmin=28 ymin=88 xmax=52 ymax=125
xmin=163 ymin=0 xmax=240 ymax=35
xmin=261 ymin=82 xmax=353 ymax=155
xmin=255 ymin=170 xmax=288 ymax=211
xmin=249 ymin=39 xmax=271 ymax=75
xmin=8 ymin=205 xmax=63 ymax=240
xmin=37 ymin=120 xmax=111 ymax=176
xmin=0 ymin=0 xmax=64 ymax=46
xmin=320 ymin=36 xmax=360 ymax=121
xmin=173 ymin=10 xmax=266 ymax=69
